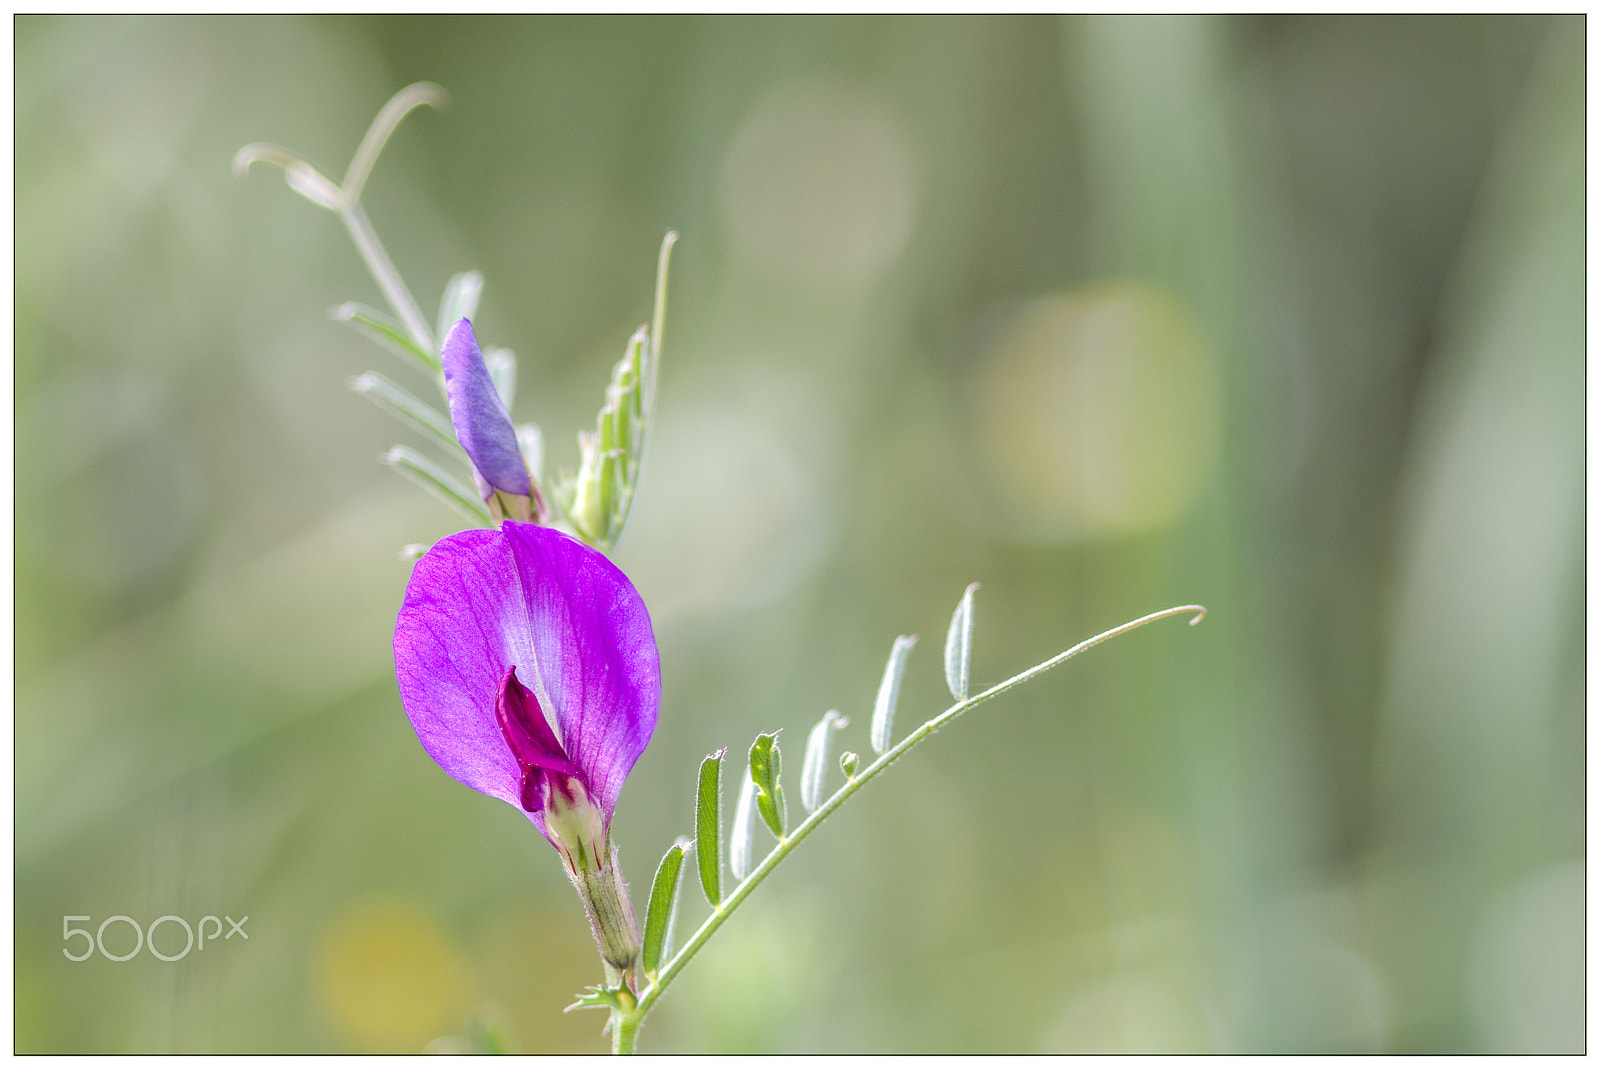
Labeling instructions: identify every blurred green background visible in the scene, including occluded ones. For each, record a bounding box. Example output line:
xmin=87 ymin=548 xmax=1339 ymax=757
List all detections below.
xmin=15 ymin=14 xmax=1584 ymax=1053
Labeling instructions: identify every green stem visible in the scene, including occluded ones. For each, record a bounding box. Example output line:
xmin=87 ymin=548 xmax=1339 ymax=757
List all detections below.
xmin=337 ymin=83 xmax=444 ymax=354
xmin=612 ymin=603 xmax=1207 ymax=1047
xmin=341 ymin=201 xmax=434 ymax=356
xmin=611 ymin=1003 xmax=642 ymax=1055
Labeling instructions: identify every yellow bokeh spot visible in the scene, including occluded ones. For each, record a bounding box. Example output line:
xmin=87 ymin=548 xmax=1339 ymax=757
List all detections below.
xmin=314 ymin=896 xmax=474 ymax=1052
xmin=972 ymin=281 xmax=1220 ymax=542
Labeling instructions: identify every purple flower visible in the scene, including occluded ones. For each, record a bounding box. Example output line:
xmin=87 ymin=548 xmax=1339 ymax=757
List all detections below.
xmin=441 ymin=318 xmax=543 ymax=522
xmin=393 ymin=520 xmax=660 ymax=871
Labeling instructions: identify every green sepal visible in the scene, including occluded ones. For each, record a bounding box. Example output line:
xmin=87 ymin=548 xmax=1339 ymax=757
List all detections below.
xmin=800 ymin=710 xmax=846 ymax=813
xmin=748 ymin=732 xmax=787 ymax=839
xmin=840 ymin=751 xmax=860 ymax=779
xmin=382 ymin=445 xmax=493 ymax=526
xmin=332 ymin=301 xmax=438 ymax=373
xmin=870 ymin=635 xmax=917 ymax=754
xmin=944 ymin=583 xmax=978 ymax=702
xmin=641 ymin=839 xmax=689 ymax=979
xmin=351 ymin=371 xmax=457 ymax=454
xmin=695 ymin=750 xmax=725 ymax=908
xmin=436 ymin=270 xmax=484 ymax=351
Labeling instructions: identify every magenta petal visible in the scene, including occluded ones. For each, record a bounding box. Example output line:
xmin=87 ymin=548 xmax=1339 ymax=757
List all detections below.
xmin=441 ymin=318 xmax=532 ymax=498
xmin=393 ymin=522 xmax=660 ymax=838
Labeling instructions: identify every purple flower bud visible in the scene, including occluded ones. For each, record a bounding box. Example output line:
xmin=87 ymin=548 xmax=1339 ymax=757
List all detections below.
xmin=441 ymin=318 xmax=533 ymax=500
xmin=392 ymin=521 xmax=659 ymax=863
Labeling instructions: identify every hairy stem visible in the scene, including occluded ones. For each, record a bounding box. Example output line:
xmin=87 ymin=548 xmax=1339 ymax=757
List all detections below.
xmin=611 ymin=1002 xmax=642 ymax=1055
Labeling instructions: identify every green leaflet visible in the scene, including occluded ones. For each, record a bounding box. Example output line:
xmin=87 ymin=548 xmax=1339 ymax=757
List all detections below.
xmin=484 ymin=345 xmax=517 ymax=412
xmin=436 ymin=270 xmax=484 ymax=350
xmin=641 ymin=839 xmax=689 ymax=979
xmin=870 ymin=635 xmax=917 ymax=754
xmin=381 ymin=446 xmax=491 ymax=526
xmin=800 ymin=711 xmax=846 ymax=813
xmin=729 ymin=772 xmax=757 ymax=880
xmin=748 ymin=732 xmax=787 ymax=840
xmin=554 ymin=233 xmax=676 ymax=554
xmin=351 ymin=371 xmax=457 ymax=454
xmin=944 ymin=584 xmax=978 ymax=701
xmin=694 ymin=751 xmax=725 ymax=908
xmin=332 ymin=302 xmax=438 ymax=373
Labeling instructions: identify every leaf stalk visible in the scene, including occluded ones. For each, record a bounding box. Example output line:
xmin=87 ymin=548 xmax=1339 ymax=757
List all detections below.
xmin=608 ymin=602 xmax=1208 ymax=1049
